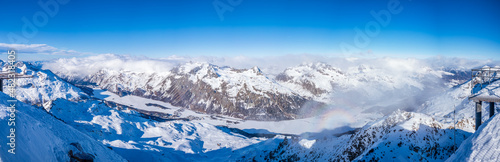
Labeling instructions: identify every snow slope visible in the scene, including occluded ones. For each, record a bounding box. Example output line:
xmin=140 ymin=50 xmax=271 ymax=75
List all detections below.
xmin=92 ymin=88 xmax=377 ymax=135
xmin=239 ymin=110 xmax=471 ymax=162
xmin=350 ymin=110 xmax=469 ymax=162
xmin=46 ymin=97 xmax=268 ymax=161
xmin=276 ymin=62 xmax=346 ymax=101
xmin=417 ymin=79 xmax=499 ymax=133
xmin=447 ymin=113 xmax=500 ymax=161
xmin=10 ymin=56 xmax=496 ymax=161
xmin=0 ymin=93 xmax=126 ymax=161
xmin=1 ymin=61 xmax=89 ymax=106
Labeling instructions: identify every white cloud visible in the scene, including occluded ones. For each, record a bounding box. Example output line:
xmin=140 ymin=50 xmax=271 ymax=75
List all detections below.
xmin=0 ymin=43 xmax=91 ymax=56
xmin=43 ymin=54 xmax=182 ymax=77
xmin=43 ymin=53 xmax=500 ymax=78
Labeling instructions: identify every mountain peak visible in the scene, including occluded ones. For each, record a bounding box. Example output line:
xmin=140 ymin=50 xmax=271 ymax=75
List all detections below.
xmin=250 ymin=66 xmax=262 ymax=75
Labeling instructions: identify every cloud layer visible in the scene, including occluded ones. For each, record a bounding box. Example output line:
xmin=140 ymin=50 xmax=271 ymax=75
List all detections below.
xmin=0 ymin=43 xmax=90 ymax=56
xmin=43 ymin=54 xmax=181 ymax=77
xmin=40 ymin=52 xmax=500 ymax=118
xmin=42 ymin=52 xmax=500 ymax=78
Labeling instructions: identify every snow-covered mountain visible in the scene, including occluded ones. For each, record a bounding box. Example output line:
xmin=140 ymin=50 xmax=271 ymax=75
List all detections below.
xmin=72 ymin=62 xmax=321 ymax=120
xmin=46 ymin=98 xmax=268 ymax=161
xmin=0 ymin=61 xmax=90 ymax=106
xmin=275 ymin=62 xmax=345 ymax=100
xmin=4 ymin=55 xmax=499 ymax=161
xmin=239 ymin=110 xmax=471 ymax=161
xmin=0 ymin=92 xmax=126 ymax=162
xmin=43 ymin=55 xmax=455 ymax=121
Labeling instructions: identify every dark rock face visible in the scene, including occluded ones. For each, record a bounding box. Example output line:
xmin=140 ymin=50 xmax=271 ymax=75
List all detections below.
xmin=73 ymin=63 xmax=325 ymax=121
xmin=276 ymin=74 xmax=327 ymax=96
xmin=69 ymin=143 xmax=95 ymax=162
xmin=159 ymin=75 xmax=309 ymax=120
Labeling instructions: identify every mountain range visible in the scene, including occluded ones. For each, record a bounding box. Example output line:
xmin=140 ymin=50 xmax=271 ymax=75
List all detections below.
xmin=1 ymin=56 xmax=499 ymax=161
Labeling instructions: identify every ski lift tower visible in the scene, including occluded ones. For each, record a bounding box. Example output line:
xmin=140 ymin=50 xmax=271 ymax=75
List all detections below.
xmin=469 ymin=66 xmax=500 ymax=130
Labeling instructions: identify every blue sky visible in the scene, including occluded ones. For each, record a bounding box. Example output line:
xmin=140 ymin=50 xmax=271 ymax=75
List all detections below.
xmin=1 ymin=0 xmax=500 ymax=60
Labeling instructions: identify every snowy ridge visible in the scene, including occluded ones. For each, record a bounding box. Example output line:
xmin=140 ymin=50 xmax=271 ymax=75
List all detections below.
xmin=240 ymin=110 xmax=471 ymax=161
xmin=276 ymin=62 xmax=345 ymax=101
xmin=71 ymin=62 xmax=318 ymax=120
xmin=0 ymin=93 xmax=126 ymax=161
xmin=46 ymin=98 xmax=267 ymax=161
xmin=347 ymin=110 xmax=468 ymax=161
xmin=43 ymin=56 xmax=458 ymax=121
xmin=24 ymin=55 xmax=500 ymax=161
xmin=0 ymin=61 xmax=89 ymax=107
xmin=175 ymin=62 xmax=296 ymax=98
xmin=86 ymin=68 xmax=172 ymax=96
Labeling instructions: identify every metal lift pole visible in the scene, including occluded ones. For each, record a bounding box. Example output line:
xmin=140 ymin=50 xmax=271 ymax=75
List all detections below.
xmin=490 ymin=102 xmax=495 ymax=118
xmin=476 ymin=101 xmax=482 ymax=130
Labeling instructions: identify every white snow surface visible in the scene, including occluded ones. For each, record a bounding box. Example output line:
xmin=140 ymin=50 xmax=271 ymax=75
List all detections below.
xmin=240 ymin=110 xmax=471 ymax=162
xmin=177 ymin=62 xmax=297 ymax=98
xmin=8 ymin=56 xmax=499 ymax=161
xmin=0 ymin=93 xmax=126 ymax=161
xmin=92 ymin=88 xmax=376 ymax=135
xmin=417 ymin=79 xmax=499 ymax=133
xmin=47 ymin=97 xmax=269 ymax=161
xmin=1 ymin=62 xmax=89 ymax=105
xmin=447 ymin=114 xmax=500 ymax=162
xmin=471 ymin=79 xmax=500 ymax=102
